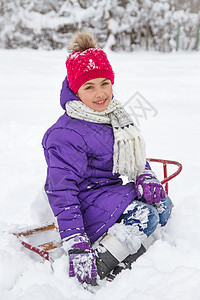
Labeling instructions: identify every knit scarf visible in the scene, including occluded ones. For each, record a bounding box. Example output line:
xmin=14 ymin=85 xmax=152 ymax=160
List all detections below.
xmin=66 ymin=99 xmax=146 ymax=181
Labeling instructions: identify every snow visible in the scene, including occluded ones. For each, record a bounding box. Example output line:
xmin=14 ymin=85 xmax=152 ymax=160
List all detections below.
xmin=0 ymin=49 xmax=200 ymax=299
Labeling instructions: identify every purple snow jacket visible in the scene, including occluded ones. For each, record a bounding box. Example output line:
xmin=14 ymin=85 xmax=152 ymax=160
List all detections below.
xmin=42 ymin=77 xmax=138 ymax=244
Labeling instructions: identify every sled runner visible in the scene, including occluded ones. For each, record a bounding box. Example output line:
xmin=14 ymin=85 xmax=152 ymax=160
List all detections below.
xmin=14 ymin=158 xmax=182 ymax=262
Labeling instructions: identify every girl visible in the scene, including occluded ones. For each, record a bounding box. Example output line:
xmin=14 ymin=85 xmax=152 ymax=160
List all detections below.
xmin=42 ymin=31 xmax=172 ymax=284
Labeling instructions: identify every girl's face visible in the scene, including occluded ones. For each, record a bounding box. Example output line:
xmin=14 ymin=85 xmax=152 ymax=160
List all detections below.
xmin=77 ymin=78 xmax=113 ymax=112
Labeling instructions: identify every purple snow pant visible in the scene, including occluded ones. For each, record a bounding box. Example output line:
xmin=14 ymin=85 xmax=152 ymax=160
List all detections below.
xmin=117 ymin=196 xmax=173 ymax=237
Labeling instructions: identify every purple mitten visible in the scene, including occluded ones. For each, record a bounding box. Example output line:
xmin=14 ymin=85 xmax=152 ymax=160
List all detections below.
xmin=136 ymin=169 xmax=166 ymax=204
xmin=66 ymin=235 xmax=97 ymax=284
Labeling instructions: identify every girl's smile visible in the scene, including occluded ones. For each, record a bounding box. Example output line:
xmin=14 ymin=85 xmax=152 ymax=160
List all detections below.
xmin=76 ymin=78 xmax=113 ymax=112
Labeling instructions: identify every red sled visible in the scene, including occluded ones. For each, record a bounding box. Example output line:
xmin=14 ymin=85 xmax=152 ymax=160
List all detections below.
xmin=14 ymin=158 xmax=182 ymax=262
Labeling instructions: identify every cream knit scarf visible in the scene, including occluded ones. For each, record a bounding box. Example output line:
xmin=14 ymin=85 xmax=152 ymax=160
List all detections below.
xmin=66 ymin=99 xmax=146 ymax=181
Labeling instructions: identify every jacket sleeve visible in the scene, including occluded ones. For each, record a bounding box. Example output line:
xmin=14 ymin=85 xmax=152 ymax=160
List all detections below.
xmin=145 ymin=160 xmax=151 ymax=170
xmin=43 ymin=127 xmax=88 ymax=241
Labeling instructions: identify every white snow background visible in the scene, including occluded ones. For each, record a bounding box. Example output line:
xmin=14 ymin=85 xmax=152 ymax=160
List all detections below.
xmin=0 ymin=49 xmax=200 ymax=300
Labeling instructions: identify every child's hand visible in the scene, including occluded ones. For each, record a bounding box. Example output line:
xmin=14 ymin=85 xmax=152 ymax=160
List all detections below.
xmin=64 ymin=235 xmax=97 ymax=284
xmin=136 ymin=169 xmax=166 ymax=204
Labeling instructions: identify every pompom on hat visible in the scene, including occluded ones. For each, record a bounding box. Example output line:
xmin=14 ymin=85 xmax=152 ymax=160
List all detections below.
xmin=65 ymin=32 xmax=115 ymax=93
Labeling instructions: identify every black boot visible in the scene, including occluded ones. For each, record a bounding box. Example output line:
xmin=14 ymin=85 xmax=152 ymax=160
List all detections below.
xmin=95 ymin=238 xmax=146 ymax=280
xmin=96 ymin=246 xmax=120 ymax=279
xmin=107 ymin=244 xmax=146 ymax=280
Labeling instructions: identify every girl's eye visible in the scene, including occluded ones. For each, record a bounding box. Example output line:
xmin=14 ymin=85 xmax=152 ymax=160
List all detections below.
xmin=85 ymin=86 xmax=93 ymax=90
xmin=102 ymin=82 xmax=109 ymax=86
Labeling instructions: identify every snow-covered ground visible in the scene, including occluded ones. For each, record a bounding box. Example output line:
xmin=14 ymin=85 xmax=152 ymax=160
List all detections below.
xmin=0 ymin=49 xmax=200 ymax=300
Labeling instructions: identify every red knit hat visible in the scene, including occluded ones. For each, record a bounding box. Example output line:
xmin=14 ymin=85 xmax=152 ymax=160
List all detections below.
xmin=66 ymin=47 xmax=115 ymax=94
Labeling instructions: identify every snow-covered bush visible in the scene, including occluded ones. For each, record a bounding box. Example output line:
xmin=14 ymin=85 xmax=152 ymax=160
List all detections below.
xmin=0 ymin=0 xmax=199 ymax=51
